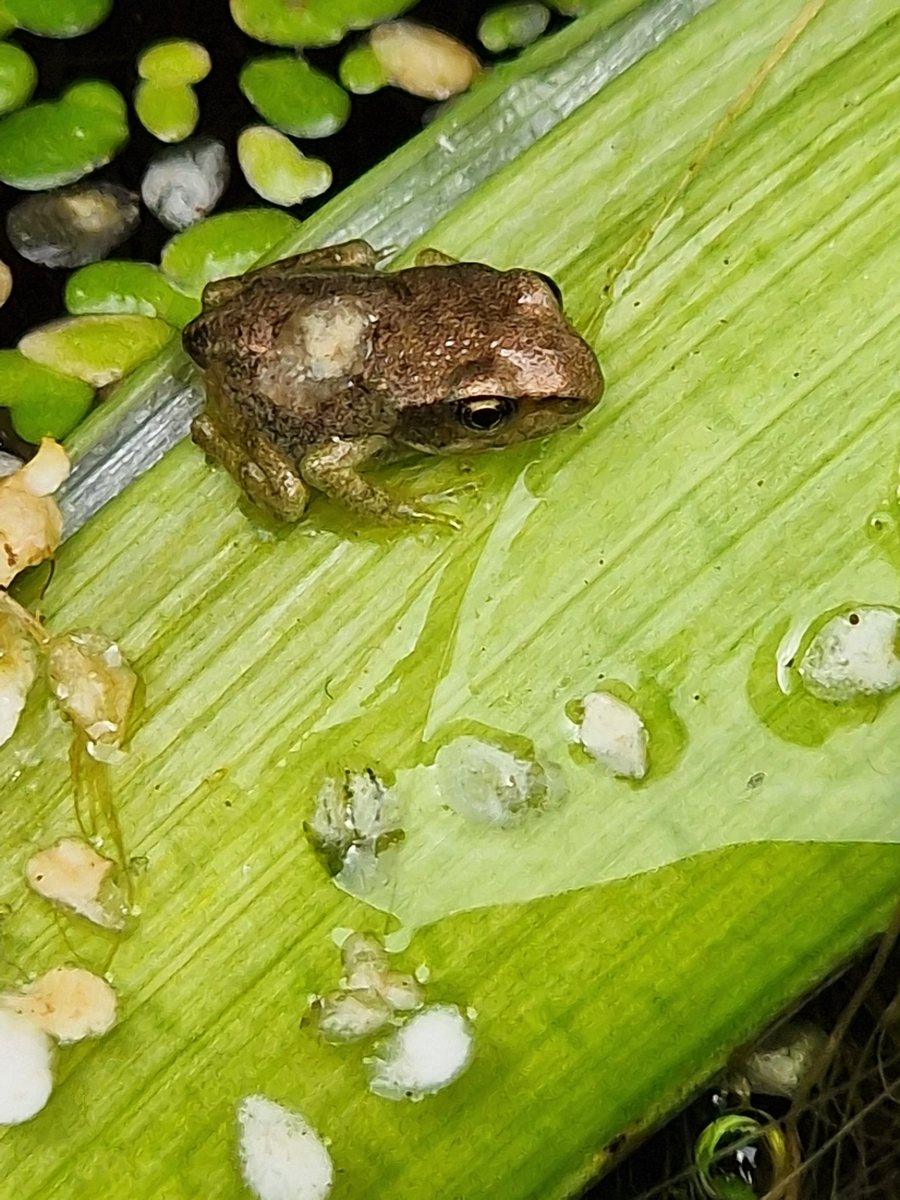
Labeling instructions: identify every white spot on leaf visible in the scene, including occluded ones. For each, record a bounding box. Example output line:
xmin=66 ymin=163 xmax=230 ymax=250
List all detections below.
xmin=0 ymin=1008 xmax=54 ymax=1125
xmin=578 ymin=691 xmax=648 ymax=779
xmin=366 ymin=1003 xmax=474 ymax=1100
xmin=236 ymin=1095 xmax=333 ymax=1200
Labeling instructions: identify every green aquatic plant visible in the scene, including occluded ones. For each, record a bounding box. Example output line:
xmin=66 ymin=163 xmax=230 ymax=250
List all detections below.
xmin=0 ymin=41 xmax=36 ymax=116
xmin=0 ymin=80 xmax=127 ymax=189
xmin=239 ymin=55 xmax=351 ymax=139
xmin=237 ymin=126 xmax=333 ymax=206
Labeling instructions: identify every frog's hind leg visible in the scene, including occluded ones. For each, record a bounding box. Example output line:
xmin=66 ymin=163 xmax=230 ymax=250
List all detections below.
xmin=192 ymin=408 xmax=310 ymax=522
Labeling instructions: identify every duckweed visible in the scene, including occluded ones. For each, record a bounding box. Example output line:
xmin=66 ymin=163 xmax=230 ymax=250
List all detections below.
xmin=5 ymin=0 xmax=111 ymax=38
xmin=134 ymin=79 xmax=200 ymax=143
xmin=18 ymin=315 xmax=175 ymax=388
xmin=159 ymin=207 xmax=302 ymax=297
xmin=238 ymin=126 xmax=332 ymax=207
xmin=0 ymin=350 xmax=94 ymax=441
xmin=65 ymin=260 xmax=201 ymax=327
xmin=339 ymin=43 xmax=388 ymax=95
xmin=0 ymin=41 xmax=36 ymax=116
xmin=239 ymin=55 xmax=350 ymax=139
xmin=137 ymin=38 xmax=211 ymax=86
xmin=0 ymin=81 xmax=128 ymax=189
xmin=478 ymin=3 xmax=550 ymax=53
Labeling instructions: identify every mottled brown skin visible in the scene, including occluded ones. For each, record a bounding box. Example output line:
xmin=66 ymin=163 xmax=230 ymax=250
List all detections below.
xmin=182 ymin=240 xmax=603 ymax=525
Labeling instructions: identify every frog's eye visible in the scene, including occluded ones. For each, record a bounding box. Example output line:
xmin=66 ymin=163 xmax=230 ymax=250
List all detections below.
xmin=456 ymin=396 xmax=516 ymax=433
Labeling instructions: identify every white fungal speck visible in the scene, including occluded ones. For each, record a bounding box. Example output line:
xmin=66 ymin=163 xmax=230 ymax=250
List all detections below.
xmin=0 ymin=1008 xmax=54 ymax=1125
xmin=799 ymin=607 xmax=900 ymax=701
xmin=316 ymin=989 xmax=393 ymax=1044
xmin=433 ymin=736 xmax=554 ymax=826
xmin=25 ymin=838 xmax=127 ymax=930
xmin=366 ymin=1004 xmax=474 ymax=1101
xmin=141 ymin=137 xmax=228 ymax=231
xmin=578 ymin=692 xmax=648 ymax=779
xmin=236 ymin=1095 xmax=333 ymax=1200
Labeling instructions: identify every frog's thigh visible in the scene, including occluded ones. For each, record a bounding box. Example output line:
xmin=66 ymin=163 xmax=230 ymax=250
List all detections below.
xmin=192 ymin=411 xmax=309 ymax=521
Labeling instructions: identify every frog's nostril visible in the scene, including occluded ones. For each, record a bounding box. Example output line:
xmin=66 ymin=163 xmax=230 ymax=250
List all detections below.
xmin=553 ymin=396 xmax=589 ymax=413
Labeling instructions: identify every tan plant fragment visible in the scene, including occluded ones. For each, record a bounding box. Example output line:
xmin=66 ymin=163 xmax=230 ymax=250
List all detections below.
xmin=0 ymin=438 xmax=69 ymax=587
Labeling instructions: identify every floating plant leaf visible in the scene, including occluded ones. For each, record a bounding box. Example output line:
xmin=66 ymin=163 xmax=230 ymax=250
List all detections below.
xmin=478 ymin=3 xmax=551 ymax=53
xmin=338 ymin=42 xmax=388 ymax=95
xmin=137 ymin=39 xmax=211 ymax=86
xmin=0 ymin=41 xmax=36 ymax=117
xmin=0 ymin=82 xmax=128 ymax=190
xmin=229 ymin=0 xmax=345 ymax=48
xmin=159 ymin=207 xmax=302 ymax=296
xmin=0 ymin=350 xmax=94 ymax=441
xmin=239 ymin=55 xmax=351 ymax=139
xmin=7 ymin=183 xmax=139 ymax=269
xmin=237 ymin=126 xmax=332 ymax=206
xmin=65 ymin=261 xmax=201 ymax=327
xmin=134 ymin=79 xmax=200 ymax=144
xmin=19 ymin=315 xmax=175 ymax=388
xmin=229 ymin=0 xmax=418 ymax=48
xmin=369 ymin=21 xmax=482 ymax=100
xmin=3 ymin=3 xmax=900 ymax=1199
xmin=0 ymin=2 xmax=16 ymax=37
xmin=5 ymin=0 xmax=111 ymax=38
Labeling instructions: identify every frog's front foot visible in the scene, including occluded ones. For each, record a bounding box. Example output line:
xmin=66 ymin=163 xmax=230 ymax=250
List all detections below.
xmin=300 ymin=437 xmax=460 ymax=529
xmin=192 ymin=413 xmax=310 ymax=522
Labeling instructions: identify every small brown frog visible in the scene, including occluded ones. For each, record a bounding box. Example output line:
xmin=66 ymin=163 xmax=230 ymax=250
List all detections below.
xmin=182 ymin=240 xmax=603 ymax=525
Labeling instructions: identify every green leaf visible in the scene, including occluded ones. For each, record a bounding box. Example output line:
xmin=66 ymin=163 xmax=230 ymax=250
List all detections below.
xmin=339 ymin=42 xmax=388 ymax=94
xmin=239 ymin=55 xmax=351 ymax=138
xmin=229 ymin=0 xmax=345 ymax=47
xmin=0 ymin=348 xmax=94 ymax=440
xmin=237 ymin=126 xmax=332 ymax=206
xmin=230 ymin=0 xmax=418 ymax=48
xmin=0 ymin=41 xmax=36 ymax=116
xmin=137 ymin=38 xmax=211 ymax=86
xmin=18 ymin=315 xmax=175 ymax=387
xmin=65 ymin=261 xmax=202 ymax=327
xmin=133 ymin=79 xmax=199 ymax=144
xmin=4 ymin=2 xmax=900 ymax=1198
xmin=0 ymin=82 xmax=127 ymax=189
xmin=478 ymin=4 xmax=551 ymax=53
xmin=159 ymin=207 xmax=303 ymax=296
xmin=5 ymin=0 xmax=111 ymax=37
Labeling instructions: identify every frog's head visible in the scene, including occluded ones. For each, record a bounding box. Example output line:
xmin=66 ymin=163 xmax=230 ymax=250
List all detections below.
xmin=389 ymin=267 xmax=604 ymax=456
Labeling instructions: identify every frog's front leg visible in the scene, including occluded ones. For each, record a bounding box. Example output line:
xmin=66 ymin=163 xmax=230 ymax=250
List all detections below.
xmin=192 ymin=411 xmax=310 ymax=521
xmin=300 ymin=437 xmax=458 ymax=528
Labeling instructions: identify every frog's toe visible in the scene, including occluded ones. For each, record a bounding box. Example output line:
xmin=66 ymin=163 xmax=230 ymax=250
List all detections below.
xmin=239 ymin=461 xmax=309 ymax=522
xmin=396 ymin=501 xmax=461 ymax=530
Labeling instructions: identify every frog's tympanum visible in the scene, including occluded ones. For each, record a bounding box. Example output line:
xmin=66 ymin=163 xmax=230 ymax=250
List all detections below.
xmin=182 ymin=240 xmax=603 ymax=525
